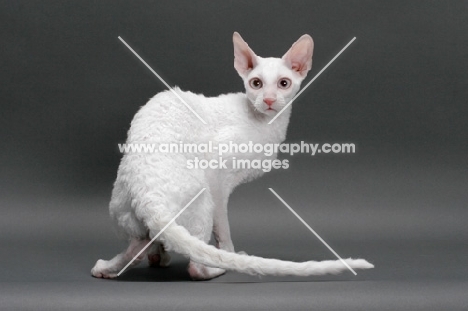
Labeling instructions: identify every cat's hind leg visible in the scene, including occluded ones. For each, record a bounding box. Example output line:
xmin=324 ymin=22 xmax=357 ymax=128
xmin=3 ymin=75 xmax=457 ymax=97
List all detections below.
xmin=184 ymin=195 xmax=226 ymax=281
xmin=91 ymin=238 xmax=150 ymax=279
xmin=147 ymin=242 xmax=171 ymax=268
xmin=188 ymin=261 xmax=226 ymax=281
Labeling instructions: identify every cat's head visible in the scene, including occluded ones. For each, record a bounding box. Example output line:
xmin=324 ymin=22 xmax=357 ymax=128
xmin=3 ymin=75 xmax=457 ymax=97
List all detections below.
xmin=233 ymin=32 xmax=314 ymax=116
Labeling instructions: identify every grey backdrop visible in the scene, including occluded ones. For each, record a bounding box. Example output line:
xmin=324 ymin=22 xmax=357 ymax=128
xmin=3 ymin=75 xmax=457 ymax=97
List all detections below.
xmin=1 ymin=1 xmax=467 ymax=310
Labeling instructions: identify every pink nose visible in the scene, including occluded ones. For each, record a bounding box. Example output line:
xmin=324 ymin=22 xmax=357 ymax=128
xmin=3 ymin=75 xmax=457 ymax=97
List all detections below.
xmin=263 ymin=98 xmax=276 ymax=106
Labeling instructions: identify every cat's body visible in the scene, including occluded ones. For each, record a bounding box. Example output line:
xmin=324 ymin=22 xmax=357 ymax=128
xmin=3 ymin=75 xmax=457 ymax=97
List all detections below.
xmin=91 ymin=33 xmax=373 ymax=280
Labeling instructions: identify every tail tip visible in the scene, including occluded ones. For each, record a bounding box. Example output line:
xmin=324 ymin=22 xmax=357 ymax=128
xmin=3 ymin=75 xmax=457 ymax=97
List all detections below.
xmin=352 ymin=258 xmax=375 ymax=269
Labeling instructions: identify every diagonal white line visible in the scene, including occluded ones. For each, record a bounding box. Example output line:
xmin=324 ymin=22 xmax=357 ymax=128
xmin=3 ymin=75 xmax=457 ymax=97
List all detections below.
xmin=117 ymin=188 xmax=206 ymax=276
xmin=268 ymin=188 xmax=357 ymax=275
xmin=118 ymin=36 xmax=207 ymax=125
xmin=268 ymin=37 xmax=357 ymax=124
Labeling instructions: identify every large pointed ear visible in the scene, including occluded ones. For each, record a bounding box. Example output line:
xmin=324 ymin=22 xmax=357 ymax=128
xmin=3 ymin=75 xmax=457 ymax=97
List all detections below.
xmin=233 ymin=32 xmax=258 ymax=78
xmin=282 ymin=34 xmax=314 ymax=78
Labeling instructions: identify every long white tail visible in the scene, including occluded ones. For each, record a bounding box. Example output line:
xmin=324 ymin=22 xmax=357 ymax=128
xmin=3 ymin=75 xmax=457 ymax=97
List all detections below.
xmin=160 ymin=223 xmax=374 ymax=277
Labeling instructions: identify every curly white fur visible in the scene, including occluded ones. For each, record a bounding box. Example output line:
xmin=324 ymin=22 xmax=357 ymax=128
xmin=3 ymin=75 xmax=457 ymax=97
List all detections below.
xmin=91 ymin=32 xmax=374 ymax=280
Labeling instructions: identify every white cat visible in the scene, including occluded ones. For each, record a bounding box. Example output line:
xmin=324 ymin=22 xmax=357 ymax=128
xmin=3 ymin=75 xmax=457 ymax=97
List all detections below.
xmin=91 ymin=32 xmax=374 ymax=280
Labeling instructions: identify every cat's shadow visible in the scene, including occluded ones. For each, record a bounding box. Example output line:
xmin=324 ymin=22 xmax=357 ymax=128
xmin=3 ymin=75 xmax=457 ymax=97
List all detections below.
xmin=116 ymin=260 xmax=192 ymax=282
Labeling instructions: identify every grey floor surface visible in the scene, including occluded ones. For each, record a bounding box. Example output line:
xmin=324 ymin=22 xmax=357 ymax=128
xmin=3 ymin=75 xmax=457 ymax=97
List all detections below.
xmin=1 ymin=158 xmax=467 ymax=310
xmin=1 ymin=234 xmax=467 ymax=310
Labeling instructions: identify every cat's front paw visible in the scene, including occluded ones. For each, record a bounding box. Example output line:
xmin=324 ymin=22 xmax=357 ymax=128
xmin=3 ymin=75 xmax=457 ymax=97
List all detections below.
xmin=91 ymin=259 xmax=118 ymax=279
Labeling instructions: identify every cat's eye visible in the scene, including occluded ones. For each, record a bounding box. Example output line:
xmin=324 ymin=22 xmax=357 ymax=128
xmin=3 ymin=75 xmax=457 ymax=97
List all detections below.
xmin=249 ymin=78 xmax=263 ymax=89
xmin=278 ymin=78 xmax=292 ymax=89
